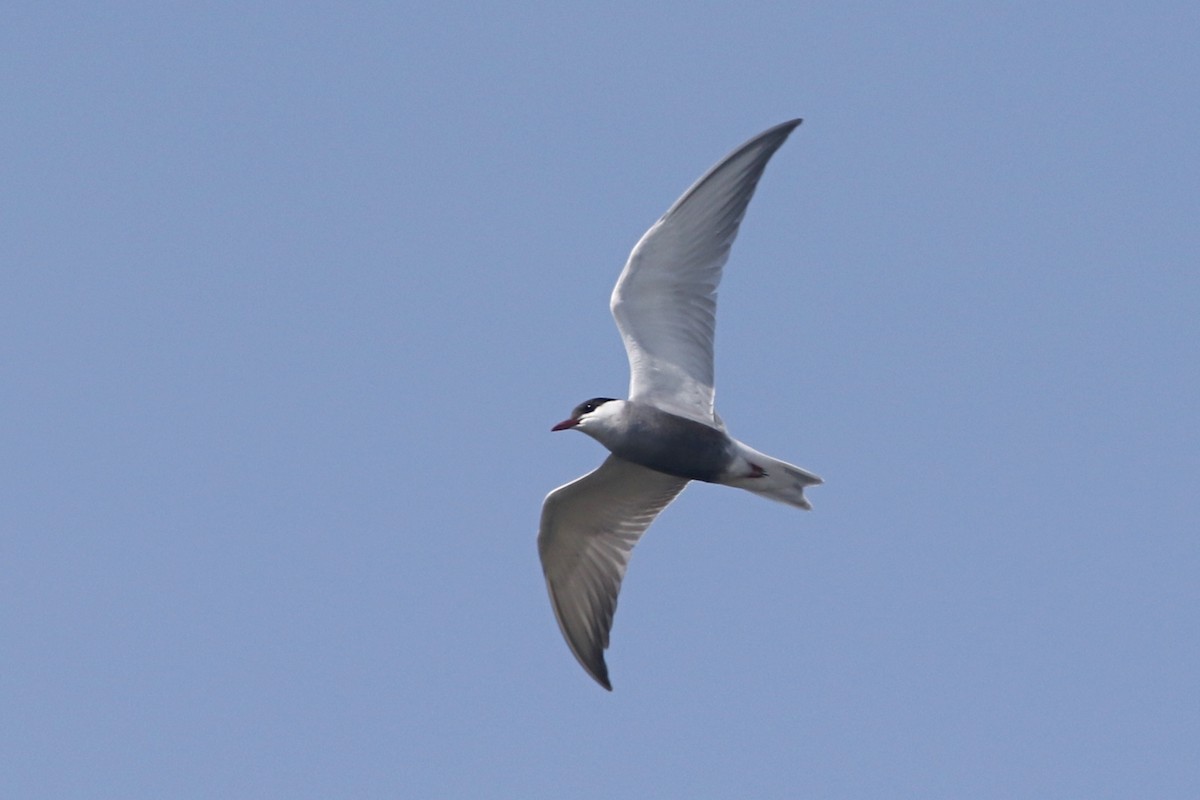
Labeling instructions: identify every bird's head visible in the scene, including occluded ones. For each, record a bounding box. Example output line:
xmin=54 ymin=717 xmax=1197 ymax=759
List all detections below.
xmin=552 ymin=397 xmax=622 ymax=433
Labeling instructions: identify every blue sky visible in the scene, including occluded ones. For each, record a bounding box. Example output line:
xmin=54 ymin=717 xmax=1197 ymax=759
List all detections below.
xmin=4 ymin=3 xmax=1198 ymax=797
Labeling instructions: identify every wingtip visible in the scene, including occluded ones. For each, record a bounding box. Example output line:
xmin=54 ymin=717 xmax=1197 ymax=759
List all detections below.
xmin=758 ymin=118 xmax=802 ymax=139
xmin=748 ymin=118 xmax=803 ymax=153
xmin=586 ymin=659 xmax=613 ymax=691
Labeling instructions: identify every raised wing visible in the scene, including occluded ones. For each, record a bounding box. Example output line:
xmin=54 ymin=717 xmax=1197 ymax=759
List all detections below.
xmin=538 ymin=455 xmax=688 ymax=690
xmin=611 ymin=119 xmax=801 ymax=425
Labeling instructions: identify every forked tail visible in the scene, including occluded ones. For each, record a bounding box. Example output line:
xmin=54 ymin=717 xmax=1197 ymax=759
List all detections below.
xmin=723 ymin=441 xmax=822 ymax=510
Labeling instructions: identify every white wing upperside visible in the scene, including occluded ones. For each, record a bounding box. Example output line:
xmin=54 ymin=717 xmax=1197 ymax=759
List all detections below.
xmin=537 ymin=455 xmax=688 ymax=690
xmin=610 ymin=119 xmax=801 ymax=425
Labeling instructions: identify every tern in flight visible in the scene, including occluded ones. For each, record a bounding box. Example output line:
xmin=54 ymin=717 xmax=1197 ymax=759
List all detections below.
xmin=538 ymin=119 xmax=821 ymax=690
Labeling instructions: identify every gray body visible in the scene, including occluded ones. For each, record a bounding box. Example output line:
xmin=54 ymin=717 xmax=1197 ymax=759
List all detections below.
xmin=605 ymin=403 xmax=735 ymax=483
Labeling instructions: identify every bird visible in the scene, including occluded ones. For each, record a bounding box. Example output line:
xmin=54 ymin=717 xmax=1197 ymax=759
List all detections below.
xmin=538 ymin=119 xmax=821 ymax=690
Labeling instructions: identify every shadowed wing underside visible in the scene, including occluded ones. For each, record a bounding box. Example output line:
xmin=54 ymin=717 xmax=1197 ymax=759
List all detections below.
xmin=538 ymin=455 xmax=688 ymax=690
xmin=611 ymin=119 xmax=802 ymax=425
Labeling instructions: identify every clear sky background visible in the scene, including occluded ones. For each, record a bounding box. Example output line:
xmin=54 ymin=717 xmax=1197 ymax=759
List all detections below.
xmin=4 ymin=3 xmax=1198 ymax=798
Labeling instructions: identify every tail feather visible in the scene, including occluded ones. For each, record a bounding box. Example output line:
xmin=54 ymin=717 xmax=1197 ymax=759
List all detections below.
xmin=723 ymin=442 xmax=822 ymax=510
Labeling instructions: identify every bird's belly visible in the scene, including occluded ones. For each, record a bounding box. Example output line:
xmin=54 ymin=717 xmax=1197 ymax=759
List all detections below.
xmin=612 ymin=416 xmax=733 ymax=483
